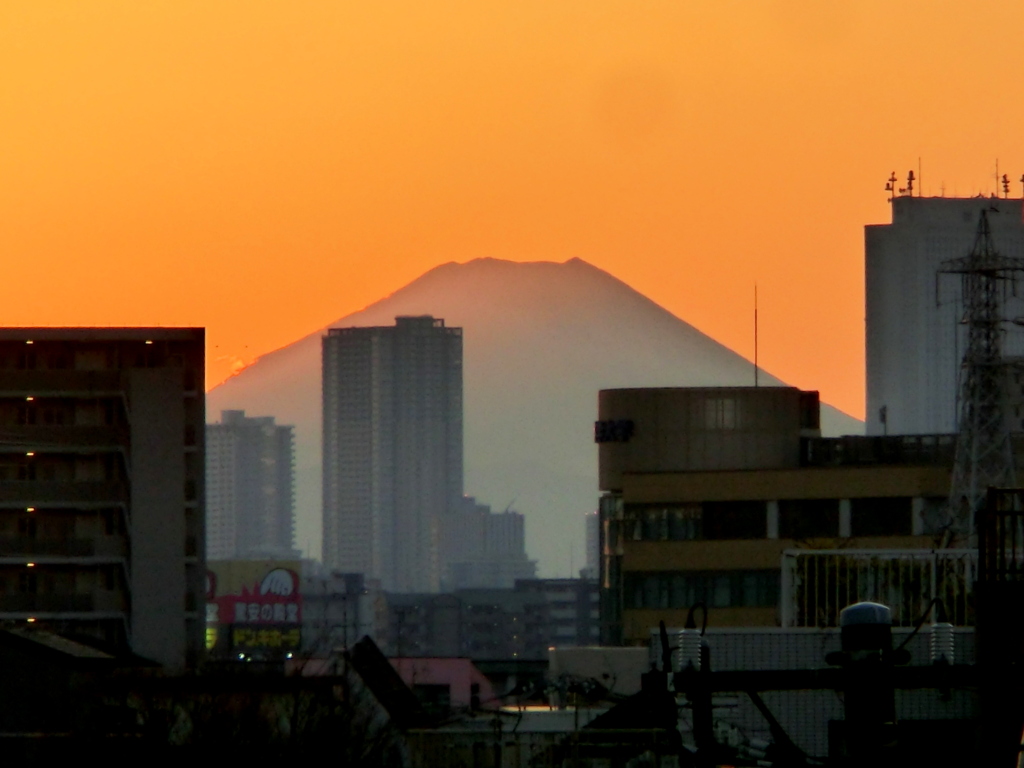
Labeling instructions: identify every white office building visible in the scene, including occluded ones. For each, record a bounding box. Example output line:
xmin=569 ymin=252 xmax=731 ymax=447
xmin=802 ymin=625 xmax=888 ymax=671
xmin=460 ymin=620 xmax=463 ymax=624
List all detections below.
xmin=866 ymin=195 xmax=1024 ymax=436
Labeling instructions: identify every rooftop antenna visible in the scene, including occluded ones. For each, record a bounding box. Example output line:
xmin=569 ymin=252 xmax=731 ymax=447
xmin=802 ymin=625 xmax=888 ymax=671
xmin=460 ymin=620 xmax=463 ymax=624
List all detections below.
xmin=1020 ymin=174 xmax=1024 ymax=198
xmin=886 ymin=171 xmax=897 ymax=202
xmin=1002 ymin=174 xmax=1010 ymax=198
xmin=754 ymin=283 xmax=759 ymax=387
xmin=907 ymin=170 xmax=915 ymax=197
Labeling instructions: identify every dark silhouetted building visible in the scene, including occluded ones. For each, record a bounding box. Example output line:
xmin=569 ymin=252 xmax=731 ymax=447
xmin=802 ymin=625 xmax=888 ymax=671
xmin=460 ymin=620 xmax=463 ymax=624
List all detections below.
xmin=383 ymin=579 xmax=599 ymax=660
xmin=0 ymin=328 xmax=205 ymax=671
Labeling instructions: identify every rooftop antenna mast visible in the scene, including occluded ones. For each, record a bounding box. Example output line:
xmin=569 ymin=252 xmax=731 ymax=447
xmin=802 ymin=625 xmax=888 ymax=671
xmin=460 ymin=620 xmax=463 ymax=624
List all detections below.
xmin=940 ymin=210 xmax=1024 ymax=544
xmin=754 ymin=283 xmax=759 ymax=387
xmin=885 ymin=171 xmax=897 ymax=202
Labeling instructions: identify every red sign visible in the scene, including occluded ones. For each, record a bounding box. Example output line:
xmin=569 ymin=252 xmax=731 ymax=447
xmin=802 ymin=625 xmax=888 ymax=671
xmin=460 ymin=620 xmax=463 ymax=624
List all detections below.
xmin=206 ymin=563 xmax=302 ymax=625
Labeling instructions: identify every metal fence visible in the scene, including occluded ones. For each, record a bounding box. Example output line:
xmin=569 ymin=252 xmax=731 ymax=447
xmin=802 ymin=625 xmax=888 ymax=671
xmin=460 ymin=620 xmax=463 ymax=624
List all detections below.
xmin=781 ymin=549 xmax=977 ymax=627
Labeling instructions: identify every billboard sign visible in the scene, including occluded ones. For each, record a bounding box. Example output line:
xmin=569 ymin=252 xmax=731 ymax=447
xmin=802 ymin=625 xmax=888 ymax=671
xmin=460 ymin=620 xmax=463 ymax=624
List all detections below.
xmin=206 ymin=560 xmax=303 ymax=655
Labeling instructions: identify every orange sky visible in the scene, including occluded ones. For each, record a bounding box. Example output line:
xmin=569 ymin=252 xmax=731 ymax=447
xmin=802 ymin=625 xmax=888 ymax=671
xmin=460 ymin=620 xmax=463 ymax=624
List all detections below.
xmin=4 ymin=1 xmax=1024 ymax=419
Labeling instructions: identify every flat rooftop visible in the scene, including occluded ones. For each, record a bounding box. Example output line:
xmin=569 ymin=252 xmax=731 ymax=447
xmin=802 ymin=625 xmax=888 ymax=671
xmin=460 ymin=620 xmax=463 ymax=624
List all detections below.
xmin=0 ymin=328 xmax=203 ymax=341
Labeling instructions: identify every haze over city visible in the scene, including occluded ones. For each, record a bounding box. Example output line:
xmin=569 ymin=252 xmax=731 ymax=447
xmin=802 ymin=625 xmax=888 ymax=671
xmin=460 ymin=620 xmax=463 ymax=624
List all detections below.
xmin=6 ymin=1 xmax=1024 ymax=422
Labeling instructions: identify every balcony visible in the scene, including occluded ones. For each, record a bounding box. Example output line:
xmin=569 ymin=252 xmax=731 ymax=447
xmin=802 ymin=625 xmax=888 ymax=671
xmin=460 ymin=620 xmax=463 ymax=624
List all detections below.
xmin=0 ymin=481 xmax=128 ymax=505
xmin=0 ymin=594 xmax=94 ymax=612
xmin=0 ymin=425 xmax=128 ymax=451
xmin=0 ymin=536 xmax=127 ymax=559
xmin=0 ymin=370 xmax=126 ymax=396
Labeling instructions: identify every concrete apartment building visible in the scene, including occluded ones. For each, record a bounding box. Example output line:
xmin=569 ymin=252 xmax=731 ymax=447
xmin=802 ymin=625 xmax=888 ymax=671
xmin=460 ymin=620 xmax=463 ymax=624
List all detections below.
xmin=440 ymin=496 xmax=536 ymax=591
xmin=866 ymin=194 xmax=1024 ymax=436
xmin=299 ymin=569 xmax=385 ymax=655
xmin=597 ymin=387 xmax=953 ymax=645
xmin=383 ymin=578 xmax=599 ymax=660
xmin=0 ymin=328 xmax=205 ymax=671
xmin=207 ymin=410 xmax=295 ymax=560
xmin=322 ymin=316 xmax=463 ymax=593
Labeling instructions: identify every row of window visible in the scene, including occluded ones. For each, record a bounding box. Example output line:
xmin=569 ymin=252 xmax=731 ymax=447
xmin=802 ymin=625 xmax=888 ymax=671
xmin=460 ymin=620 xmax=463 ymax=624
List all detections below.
xmin=0 ymin=398 xmax=122 ymax=428
xmin=624 ymin=570 xmax=780 ymax=610
xmin=0 ymin=565 xmax=120 ymax=593
xmin=0 ymin=345 xmax=192 ymax=372
xmin=618 ymin=498 xmax=915 ymax=542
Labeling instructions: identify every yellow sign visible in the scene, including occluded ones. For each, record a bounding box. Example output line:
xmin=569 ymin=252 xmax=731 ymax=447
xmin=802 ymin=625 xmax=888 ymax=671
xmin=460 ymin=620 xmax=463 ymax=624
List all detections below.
xmin=232 ymin=626 xmax=301 ymax=650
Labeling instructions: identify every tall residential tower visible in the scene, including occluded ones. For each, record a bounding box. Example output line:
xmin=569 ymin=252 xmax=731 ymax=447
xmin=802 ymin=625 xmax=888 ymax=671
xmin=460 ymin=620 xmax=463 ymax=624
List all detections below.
xmin=207 ymin=410 xmax=296 ymax=560
xmin=322 ymin=316 xmax=462 ymax=592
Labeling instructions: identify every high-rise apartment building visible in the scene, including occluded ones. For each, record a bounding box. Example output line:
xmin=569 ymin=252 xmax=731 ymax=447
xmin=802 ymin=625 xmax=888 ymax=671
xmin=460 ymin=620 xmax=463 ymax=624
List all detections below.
xmin=866 ymin=195 xmax=1024 ymax=436
xmin=207 ymin=410 xmax=295 ymax=560
xmin=0 ymin=328 xmax=205 ymax=671
xmin=322 ymin=316 xmax=462 ymax=592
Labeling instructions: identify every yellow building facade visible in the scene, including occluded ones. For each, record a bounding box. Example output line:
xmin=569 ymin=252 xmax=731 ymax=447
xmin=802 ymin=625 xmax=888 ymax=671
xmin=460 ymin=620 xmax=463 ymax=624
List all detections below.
xmin=596 ymin=387 xmax=953 ymax=644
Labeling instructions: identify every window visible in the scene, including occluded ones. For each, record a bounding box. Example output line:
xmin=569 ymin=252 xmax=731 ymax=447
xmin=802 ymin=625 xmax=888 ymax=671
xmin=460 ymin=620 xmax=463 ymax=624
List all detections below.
xmin=703 ymin=501 xmax=767 ymax=539
xmin=624 ymin=570 xmax=779 ymax=610
xmin=644 ymin=575 xmax=664 ymax=609
xmin=710 ymin=574 xmax=731 ymax=608
xmin=668 ymin=506 xmax=702 ymax=540
xmin=779 ymin=499 xmax=840 ymax=539
xmin=643 ymin=508 xmax=666 ymax=541
xmin=624 ymin=505 xmax=703 ymax=541
xmin=851 ymin=497 xmax=912 ymax=537
xmin=625 ymin=503 xmax=766 ymax=541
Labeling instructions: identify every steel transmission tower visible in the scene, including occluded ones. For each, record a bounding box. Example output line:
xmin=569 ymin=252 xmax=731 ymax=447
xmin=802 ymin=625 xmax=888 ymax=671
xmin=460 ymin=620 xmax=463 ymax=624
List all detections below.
xmin=941 ymin=209 xmax=1024 ymax=543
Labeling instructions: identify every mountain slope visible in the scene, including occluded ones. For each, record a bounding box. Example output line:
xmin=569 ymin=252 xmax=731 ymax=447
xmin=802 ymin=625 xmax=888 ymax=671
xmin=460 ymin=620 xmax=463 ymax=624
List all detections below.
xmin=209 ymin=257 xmax=862 ymax=576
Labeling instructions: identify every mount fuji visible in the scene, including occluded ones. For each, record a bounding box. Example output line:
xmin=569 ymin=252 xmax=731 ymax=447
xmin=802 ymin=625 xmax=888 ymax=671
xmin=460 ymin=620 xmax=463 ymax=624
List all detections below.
xmin=208 ymin=258 xmax=862 ymax=576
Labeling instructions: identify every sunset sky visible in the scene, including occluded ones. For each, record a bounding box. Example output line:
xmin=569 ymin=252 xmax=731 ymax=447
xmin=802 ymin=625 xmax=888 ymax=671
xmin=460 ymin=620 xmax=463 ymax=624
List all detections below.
xmin=4 ymin=1 xmax=1024 ymax=419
